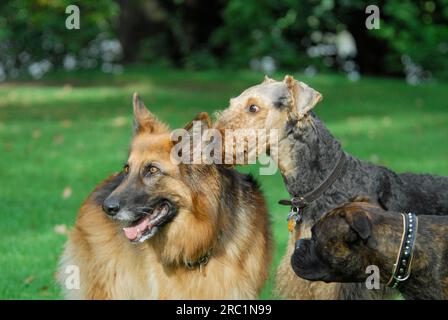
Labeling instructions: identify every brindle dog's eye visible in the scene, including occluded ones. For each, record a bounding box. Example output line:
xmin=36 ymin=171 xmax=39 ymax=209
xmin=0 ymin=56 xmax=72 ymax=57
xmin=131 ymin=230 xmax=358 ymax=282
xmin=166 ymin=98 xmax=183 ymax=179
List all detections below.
xmin=124 ymin=165 xmax=130 ymax=174
xmin=248 ymin=104 xmax=260 ymax=113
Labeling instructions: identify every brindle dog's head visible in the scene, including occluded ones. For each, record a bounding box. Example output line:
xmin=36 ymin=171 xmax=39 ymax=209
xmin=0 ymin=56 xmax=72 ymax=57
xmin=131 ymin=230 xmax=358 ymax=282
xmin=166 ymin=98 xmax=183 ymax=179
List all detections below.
xmin=103 ymin=94 xmax=221 ymax=264
xmin=214 ymin=75 xmax=322 ymax=148
xmin=291 ymin=197 xmax=391 ymax=283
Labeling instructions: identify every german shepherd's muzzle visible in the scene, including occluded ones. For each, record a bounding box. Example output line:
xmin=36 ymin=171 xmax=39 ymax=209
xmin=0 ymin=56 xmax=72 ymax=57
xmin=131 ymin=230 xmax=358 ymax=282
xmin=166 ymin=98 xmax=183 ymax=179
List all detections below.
xmin=103 ymin=181 xmax=178 ymax=243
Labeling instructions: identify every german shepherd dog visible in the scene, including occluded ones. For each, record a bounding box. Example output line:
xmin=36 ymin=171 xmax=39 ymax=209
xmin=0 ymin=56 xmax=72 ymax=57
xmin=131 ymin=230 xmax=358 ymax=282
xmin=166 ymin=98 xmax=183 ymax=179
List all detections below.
xmin=57 ymin=94 xmax=272 ymax=299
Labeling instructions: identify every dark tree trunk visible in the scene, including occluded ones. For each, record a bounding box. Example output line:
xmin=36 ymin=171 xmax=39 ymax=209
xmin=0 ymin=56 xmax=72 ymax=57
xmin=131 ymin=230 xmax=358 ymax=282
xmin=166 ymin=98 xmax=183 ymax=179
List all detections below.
xmin=115 ymin=0 xmax=225 ymax=66
xmin=115 ymin=0 xmax=167 ymax=63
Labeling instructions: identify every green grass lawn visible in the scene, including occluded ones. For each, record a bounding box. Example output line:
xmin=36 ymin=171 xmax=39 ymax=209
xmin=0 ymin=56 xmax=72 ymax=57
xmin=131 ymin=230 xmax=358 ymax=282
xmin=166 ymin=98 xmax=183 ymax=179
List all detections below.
xmin=0 ymin=66 xmax=447 ymax=299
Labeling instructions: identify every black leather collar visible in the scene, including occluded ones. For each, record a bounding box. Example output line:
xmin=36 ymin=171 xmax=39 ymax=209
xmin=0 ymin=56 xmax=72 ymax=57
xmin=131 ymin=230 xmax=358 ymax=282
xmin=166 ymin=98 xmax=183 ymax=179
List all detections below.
xmin=387 ymin=212 xmax=418 ymax=289
xmin=278 ymin=151 xmax=347 ymax=209
xmin=278 ymin=152 xmax=347 ymax=232
xmin=185 ymin=249 xmax=212 ymax=273
xmin=184 ymin=234 xmax=222 ymax=272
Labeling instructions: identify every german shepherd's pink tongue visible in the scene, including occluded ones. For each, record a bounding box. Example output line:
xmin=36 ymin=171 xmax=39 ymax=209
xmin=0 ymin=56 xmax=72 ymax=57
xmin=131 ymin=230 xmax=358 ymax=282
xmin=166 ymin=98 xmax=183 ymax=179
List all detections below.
xmin=123 ymin=217 xmax=150 ymax=241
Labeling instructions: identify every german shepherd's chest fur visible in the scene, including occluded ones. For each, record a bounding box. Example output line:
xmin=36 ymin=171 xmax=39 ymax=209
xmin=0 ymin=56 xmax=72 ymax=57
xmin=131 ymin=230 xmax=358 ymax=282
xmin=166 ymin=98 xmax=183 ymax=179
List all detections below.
xmin=58 ymin=170 xmax=272 ymax=300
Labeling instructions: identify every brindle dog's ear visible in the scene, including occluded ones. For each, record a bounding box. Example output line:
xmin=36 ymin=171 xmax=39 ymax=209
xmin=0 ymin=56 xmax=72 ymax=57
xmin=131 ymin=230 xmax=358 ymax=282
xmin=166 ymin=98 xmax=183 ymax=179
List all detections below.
xmin=133 ymin=92 xmax=167 ymax=135
xmin=284 ymin=75 xmax=322 ymax=119
xmin=346 ymin=210 xmax=372 ymax=241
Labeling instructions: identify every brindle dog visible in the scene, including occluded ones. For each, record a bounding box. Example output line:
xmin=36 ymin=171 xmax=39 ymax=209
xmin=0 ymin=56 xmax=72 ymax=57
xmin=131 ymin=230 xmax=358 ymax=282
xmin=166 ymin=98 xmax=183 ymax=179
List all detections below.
xmin=291 ymin=198 xmax=448 ymax=300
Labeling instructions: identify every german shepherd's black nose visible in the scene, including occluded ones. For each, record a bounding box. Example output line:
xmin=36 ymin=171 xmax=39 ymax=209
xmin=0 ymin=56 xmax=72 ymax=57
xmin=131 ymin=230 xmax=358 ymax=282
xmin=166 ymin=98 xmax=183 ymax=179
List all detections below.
xmin=103 ymin=198 xmax=120 ymax=216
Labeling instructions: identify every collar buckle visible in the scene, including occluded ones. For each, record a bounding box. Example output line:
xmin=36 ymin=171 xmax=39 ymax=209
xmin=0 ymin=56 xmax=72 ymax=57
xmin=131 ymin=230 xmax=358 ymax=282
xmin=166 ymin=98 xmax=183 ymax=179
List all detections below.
xmin=291 ymin=196 xmax=308 ymax=209
xmin=185 ymin=250 xmax=212 ymax=272
xmin=287 ymin=206 xmax=303 ymax=232
xmin=278 ymin=152 xmax=347 ymax=209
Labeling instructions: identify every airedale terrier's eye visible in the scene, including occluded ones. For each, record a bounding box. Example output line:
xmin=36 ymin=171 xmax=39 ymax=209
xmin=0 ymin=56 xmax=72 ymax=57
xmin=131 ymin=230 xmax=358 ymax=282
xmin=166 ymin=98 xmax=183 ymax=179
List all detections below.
xmin=124 ymin=164 xmax=130 ymax=174
xmin=248 ymin=104 xmax=260 ymax=113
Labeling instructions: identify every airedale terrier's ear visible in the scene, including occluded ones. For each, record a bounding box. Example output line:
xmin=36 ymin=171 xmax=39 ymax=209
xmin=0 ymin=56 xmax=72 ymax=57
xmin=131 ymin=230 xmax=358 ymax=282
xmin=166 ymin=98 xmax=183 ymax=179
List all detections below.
xmin=132 ymin=92 xmax=167 ymax=135
xmin=283 ymin=75 xmax=322 ymax=119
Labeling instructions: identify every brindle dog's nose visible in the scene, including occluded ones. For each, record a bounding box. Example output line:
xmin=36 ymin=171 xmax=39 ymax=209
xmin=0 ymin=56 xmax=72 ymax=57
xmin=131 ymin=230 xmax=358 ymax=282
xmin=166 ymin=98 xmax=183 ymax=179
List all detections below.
xmin=103 ymin=198 xmax=120 ymax=216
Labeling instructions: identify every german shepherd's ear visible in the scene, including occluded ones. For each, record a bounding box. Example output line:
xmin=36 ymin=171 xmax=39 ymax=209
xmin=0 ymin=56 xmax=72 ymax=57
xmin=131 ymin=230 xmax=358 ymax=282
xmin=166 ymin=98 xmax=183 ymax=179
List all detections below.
xmin=284 ymin=75 xmax=322 ymax=119
xmin=171 ymin=112 xmax=212 ymax=158
xmin=176 ymin=112 xmax=226 ymax=168
xmin=132 ymin=92 xmax=168 ymax=135
xmin=183 ymin=112 xmax=212 ymax=133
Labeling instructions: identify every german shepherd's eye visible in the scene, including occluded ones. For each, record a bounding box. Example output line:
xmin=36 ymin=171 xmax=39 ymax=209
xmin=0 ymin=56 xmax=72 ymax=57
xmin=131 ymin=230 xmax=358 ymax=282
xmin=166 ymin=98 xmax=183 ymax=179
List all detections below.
xmin=124 ymin=164 xmax=130 ymax=174
xmin=247 ymin=104 xmax=260 ymax=113
xmin=145 ymin=165 xmax=160 ymax=176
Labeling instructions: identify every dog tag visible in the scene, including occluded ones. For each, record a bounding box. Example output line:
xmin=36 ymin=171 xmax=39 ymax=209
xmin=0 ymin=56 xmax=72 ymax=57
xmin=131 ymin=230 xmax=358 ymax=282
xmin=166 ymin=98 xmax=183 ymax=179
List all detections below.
xmin=287 ymin=208 xmax=302 ymax=232
xmin=287 ymin=218 xmax=295 ymax=232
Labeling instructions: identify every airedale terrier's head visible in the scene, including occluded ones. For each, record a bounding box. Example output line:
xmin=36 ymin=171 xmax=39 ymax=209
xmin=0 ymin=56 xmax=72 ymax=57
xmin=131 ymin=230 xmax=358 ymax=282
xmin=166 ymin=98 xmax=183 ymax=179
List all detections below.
xmin=215 ymin=75 xmax=322 ymax=139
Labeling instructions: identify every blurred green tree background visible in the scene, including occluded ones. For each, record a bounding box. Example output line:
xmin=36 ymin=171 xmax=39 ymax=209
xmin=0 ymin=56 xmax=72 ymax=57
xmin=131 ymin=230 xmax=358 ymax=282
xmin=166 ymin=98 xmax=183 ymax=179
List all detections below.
xmin=0 ymin=0 xmax=447 ymax=82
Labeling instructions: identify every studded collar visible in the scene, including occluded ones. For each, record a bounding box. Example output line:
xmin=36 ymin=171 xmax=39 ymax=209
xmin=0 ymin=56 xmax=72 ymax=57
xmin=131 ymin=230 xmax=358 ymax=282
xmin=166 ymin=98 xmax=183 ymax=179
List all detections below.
xmin=386 ymin=212 xmax=418 ymax=289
